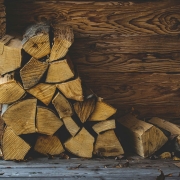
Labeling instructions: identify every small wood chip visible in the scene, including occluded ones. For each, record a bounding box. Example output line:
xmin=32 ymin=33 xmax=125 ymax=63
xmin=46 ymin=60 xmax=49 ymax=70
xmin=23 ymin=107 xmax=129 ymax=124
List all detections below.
xmin=68 ymin=164 xmax=82 ymax=170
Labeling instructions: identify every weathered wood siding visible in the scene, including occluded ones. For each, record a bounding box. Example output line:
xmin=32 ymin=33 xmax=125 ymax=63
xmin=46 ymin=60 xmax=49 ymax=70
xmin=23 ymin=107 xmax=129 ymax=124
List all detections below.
xmin=3 ymin=0 xmax=180 ymax=119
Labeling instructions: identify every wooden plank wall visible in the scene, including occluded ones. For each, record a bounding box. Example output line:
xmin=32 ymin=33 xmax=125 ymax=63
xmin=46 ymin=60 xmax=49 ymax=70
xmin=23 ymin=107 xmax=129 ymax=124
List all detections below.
xmin=3 ymin=0 xmax=180 ymax=120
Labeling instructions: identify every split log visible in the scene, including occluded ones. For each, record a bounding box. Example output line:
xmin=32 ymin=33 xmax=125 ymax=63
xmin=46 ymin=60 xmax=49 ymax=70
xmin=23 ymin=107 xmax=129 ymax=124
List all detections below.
xmin=89 ymin=99 xmax=117 ymax=121
xmin=36 ymin=106 xmax=63 ymax=135
xmin=74 ymin=96 xmax=96 ymax=123
xmin=49 ymin=25 xmax=74 ymax=62
xmin=45 ymin=59 xmax=74 ymax=83
xmin=2 ymin=99 xmax=37 ymax=135
xmin=22 ymin=23 xmax=50 ymax=59
xmin=64 ymin=127 xmax=94 ymax=158
xmin=149 ymin=117 xmax=180 ymax=136
xmin=56 ymin=77 xmax=83 ymax=101
xmin=34 ymin=135 xmax=64 ymax=156
xmin=52 ymin=92 xmax=73 ymax=118
xmin=2 ymin=127 xmax=31 ymax=160
xmin=0 ymin=72 xmax=14 ymax=84
xmin=0 ymin=80 xmax=25 ymax=104
xmin=20 ymin=57 xmax=48 ymax=89
xmin=92 ymin=119 xmax=116 ymax=134
xmin=117 ymin=114 xmax=168 ymax=157
xmin=93 ymin=130 xmax=124 ymax=157
xmin=62 ymin=117 xmax=80 ymax=137
xmin=27 ymin=83 xmax=56 ymax=105
xmin=0 ymin=35 xmax=22 ymax=75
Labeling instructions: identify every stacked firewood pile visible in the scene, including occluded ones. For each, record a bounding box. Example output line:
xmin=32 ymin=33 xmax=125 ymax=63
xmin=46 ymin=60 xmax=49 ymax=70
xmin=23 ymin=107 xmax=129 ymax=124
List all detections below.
xmin=0 ymin=23 xmax=179 ymax=161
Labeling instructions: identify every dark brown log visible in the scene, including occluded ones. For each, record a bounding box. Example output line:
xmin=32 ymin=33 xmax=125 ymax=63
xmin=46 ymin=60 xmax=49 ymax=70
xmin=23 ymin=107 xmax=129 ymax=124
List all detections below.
xmin=0 ymin=3 xmax=5 ymax=38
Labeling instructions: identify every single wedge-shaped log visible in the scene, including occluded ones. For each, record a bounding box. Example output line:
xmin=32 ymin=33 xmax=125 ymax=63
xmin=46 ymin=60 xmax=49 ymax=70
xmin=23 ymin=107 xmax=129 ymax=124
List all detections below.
xmin=74 ymin=96 xmax=96 ymax=123
xmin=0 ymin=34 xmax=22 ymax=75
xmin=89 ymin=99 xmax=117 ymax=121
xmin=0 ymin=80 xmax=25 ymax=104
xmin=2 ymin=99 xmax=37 ymax=135
xmin=57 ymin=77 xmax=83 ymax=101
xmin=45 ymin=59 xmax=74 ymax=83
xmin=117 ymin=114 xmax=168 ymax=157
xmin=20 ymin=57 xmax=48 ymax=89
xmin=2 ymin=127 xmax=31 ymax=160
xmin=92 ymin=119 xmax=116 ymax=134
xmin=62 ymin=117 xmax=80 ymax=137
xmin=52 ymin=92 xmax=73 ymax=118
xmin=27 ymin=83 xmax=56 ymax=105
xmin=22 ymin=23 xmax=50 ymax=59
xmin=34 ymin=135 xmax=64 ymax=156
xmin=93 ymin=130 xmax=124 ymax=157
xmin=36 ymin=107 xmax=63 ymax=135
xmin=149 ymin=117 xmax=180 ymax=136
xmin=49 ymin=25 xmax=74 ymax=62
xmin=64 ymin=127 xmax=94 ymax=158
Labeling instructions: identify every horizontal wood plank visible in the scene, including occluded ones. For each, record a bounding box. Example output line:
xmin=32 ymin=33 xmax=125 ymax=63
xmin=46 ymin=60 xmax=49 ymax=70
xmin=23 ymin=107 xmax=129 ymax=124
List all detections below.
xmin=72 ymin=52 xmax=180 ymax=73
xmin=5 ymin=0 xmax=180 ymax=36
xmin=79 ymin=72 xmax=180 ymax=119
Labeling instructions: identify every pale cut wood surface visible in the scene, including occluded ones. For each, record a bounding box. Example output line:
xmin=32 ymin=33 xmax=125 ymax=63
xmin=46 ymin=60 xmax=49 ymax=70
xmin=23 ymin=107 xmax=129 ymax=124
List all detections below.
xmin=92 ymin=120 xmax=116 ymax=134
xmin=2 ymin=99 xmax=37 ymax=135
xmin=46 ymin=59 xmax=74 ymax=83
xmin=93 ymin=130 xmax=124 ymax=157
xmin=64 ymin=127 xmax=94 ymax=158
xmin=27 ymin=83 xmax=56 ymax=105
xmin=62 ymin=117 xmax=80 ymax=137
xmin=49 ymin=25 xmax=74 ymax=62
xmin=34 ymin=135 xmax=64 ymax=156
xmin=117 ymin=114 xmax=168 ymax=157
xmin=22 ymin=23 xmax=50 ymax=59
xmin=0 ymin=72 xmax=14 ymax=84
xmin=89 ymin=100 xmax=117 ymax=121
xmin=2 ymin=127 xmax=31 ymax=160
xmin=20 ymin=57 xmax=48 ymax=89
xmin=74 ymin=97 xmax=96 ymax=123
xmin=56 ymin=77 xmax=83 ymax=101
xmin=36 ymin=107 xmax=63 ymax=136
xmin=0 ymin=34 xmax=22 ymax=75
xmin=149 ymin=117 xmax=180 ymax=136
xmin=52 ymin=92 xmax=73 ymax=118
xmin=0 ymin=80 xmax=25 ymax=104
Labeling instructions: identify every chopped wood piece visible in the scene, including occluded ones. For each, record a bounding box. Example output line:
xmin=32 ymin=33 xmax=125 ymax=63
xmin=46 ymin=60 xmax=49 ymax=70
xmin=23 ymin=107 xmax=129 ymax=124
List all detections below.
xmin=36 ymin=106 xmax=63 ymax=135
xmin=89 ymin=100 xmax=117 ymax=121
xmin=22 ymin=23 xmax=50 ymax=59
xmin=0 ymin=80 xmax=25 ymax=104
xmin=64 ymin=127 xmax=94 ymax=158
xmin=20 ymin=57 xmax=48 ymax=89
xmin=117 ymin=114 xmax=168 ymax=157
xmin=2 ymin=99 xmax=37 ymax=135
xmin=92 ymin=119 xmax=116 ymax=134
xmin=149 ymin=117 xmax=180 ymax=136
xmin=52 ymin=92 xmax=73 ymax=118
xmin=93 ymin=130 xmax=124 ymax=157
xmin=2 ymin=127 xmax=31 ymax=160
xmin=49 ymin=25 xmax=74 ymax=62
xmin=74 ymin=96 xmax=96 ymax=123
xmin=0 ymin=34 xmax=22 ymax=75
xmin=0 ymin=72 xmax=14 ymax=84
xmin=57 ymin=77 xmax=83 ymax=101
xmin=34 ymin=135 xmax=64 ymax=156
xmin=62 ymin=117 xmax=80 ymax=137
xmin=27 ymin=83 xmax=56 ymax=105
xmin=45 ymin=59 xmax=74 ymax=83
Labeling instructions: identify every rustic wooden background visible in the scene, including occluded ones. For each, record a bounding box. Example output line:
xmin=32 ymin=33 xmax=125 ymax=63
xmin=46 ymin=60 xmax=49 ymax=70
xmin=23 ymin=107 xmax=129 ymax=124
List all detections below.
xmin=1 ymin=0 xmax=180 ymax=121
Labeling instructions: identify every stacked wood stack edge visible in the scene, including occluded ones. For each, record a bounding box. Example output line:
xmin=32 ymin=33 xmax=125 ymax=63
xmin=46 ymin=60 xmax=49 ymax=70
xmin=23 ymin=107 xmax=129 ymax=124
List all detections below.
xmin=0 ymin=23 xmax=179 ymax=161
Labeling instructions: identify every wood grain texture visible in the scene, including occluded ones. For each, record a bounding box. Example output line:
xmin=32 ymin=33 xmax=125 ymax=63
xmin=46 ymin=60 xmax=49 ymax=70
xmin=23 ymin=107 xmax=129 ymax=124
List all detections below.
xmin=2 ymin=99 xmax=37 ymax=135
xmin=2 ymin=127 xmax=31 ymax=160
xmin=0 ymin=3 xmax=5 ymax=38
xmin=5 ymin=0 xmax=180 ymax=36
